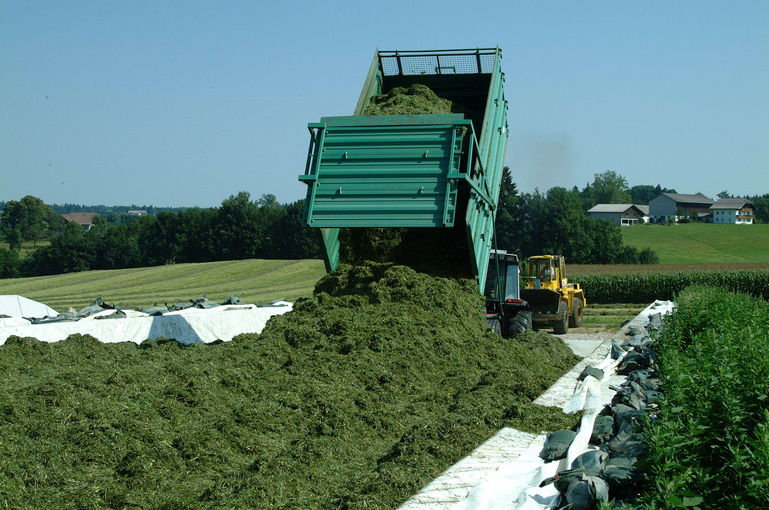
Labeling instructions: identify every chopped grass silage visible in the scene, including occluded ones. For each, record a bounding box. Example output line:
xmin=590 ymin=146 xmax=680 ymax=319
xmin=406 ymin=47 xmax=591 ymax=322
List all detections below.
xmin=339 ymin=84 xmax=472 ymax=274
xmin=363 ymin=83 xmax=455 ymax=115
xmin=0 ymin=262 xmax=580 ymax=509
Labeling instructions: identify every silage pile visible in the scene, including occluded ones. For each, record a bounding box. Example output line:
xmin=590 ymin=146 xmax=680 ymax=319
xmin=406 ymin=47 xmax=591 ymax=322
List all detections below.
xmin=0 ymin=263 xmax=579 ymax=508
xmin=344 ymin=84 xmax=469 ymax=271
xmin=364 ymin=83 xmax=455 ymax=115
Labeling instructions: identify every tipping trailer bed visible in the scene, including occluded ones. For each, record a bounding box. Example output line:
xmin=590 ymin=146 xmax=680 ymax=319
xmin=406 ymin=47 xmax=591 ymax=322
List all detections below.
xmin=299 ymin=48 xmax=509 ymax=292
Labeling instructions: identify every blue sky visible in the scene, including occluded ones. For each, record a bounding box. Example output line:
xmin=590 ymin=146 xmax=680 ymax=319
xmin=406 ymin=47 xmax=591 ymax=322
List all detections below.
xmin=2 ymin=0 xmax=767 ymax=207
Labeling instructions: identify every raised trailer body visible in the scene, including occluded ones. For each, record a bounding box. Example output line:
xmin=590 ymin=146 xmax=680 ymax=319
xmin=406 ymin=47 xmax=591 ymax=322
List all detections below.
xmin=299 ymin=48 xmax=508 ymax=292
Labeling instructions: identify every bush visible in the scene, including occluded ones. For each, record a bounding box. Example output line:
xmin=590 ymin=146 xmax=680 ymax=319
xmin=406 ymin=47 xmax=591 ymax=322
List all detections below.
xmin=637 ymin=287 xmax=769 ymax=508
xmin=0 ymin=247 xmax=20 ymax=278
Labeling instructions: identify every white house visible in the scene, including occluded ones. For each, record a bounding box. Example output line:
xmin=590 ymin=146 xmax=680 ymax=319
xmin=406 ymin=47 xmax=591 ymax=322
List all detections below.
xmin=710 ymin=198 xmax=755 ymax=224
xmin=587 ymin=204 xmax=646 ymax=226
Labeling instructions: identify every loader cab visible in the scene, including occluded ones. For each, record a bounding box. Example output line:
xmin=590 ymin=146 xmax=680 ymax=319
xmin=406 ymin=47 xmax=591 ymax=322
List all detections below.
xmin=524 ymin=255 xmax=565 ymax=291
xmin=484 ymin=250 xmax=532 ymax=338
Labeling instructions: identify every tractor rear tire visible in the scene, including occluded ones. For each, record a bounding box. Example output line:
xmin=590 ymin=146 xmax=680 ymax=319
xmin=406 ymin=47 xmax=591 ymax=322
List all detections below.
xmin=487 ymin=318 xmax=502 ymax=337
xmin=569 ymin=298 xmax=583 ymax=328
xmin=552 ymin=302 xmax=569 ymax=334
xmin=507 ymin=311 xmax=532 ymax=338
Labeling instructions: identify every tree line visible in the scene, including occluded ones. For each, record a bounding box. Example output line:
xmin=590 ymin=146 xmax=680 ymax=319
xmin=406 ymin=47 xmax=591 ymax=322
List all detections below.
xmin=0 ymin=192 xmax=320 ymax=278
xmin=1 ymin=171 xmax=663 ymax=279
xmin=495 ymin=169 xmax=658 ymax=264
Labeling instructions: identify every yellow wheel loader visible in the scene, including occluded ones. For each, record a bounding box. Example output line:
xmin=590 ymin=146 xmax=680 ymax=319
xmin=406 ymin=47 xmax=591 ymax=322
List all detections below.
xmin=520 ymin=255 xmax=586 ymax=334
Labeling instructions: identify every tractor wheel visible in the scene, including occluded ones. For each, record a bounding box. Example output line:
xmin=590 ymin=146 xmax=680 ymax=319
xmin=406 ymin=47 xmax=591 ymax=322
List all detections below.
xmin=506 ymin=311 xmax=532 ymax=338
xmin=552 ymin=301 xmax=569 ymax=334
xmin=487 ymin=317 xmax=502 ymax=337
xmin=568 ymin=298 xmax=583 ymax=328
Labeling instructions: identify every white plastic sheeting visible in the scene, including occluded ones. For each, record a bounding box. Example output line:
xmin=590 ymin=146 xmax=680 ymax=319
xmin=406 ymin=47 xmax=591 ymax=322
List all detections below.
xmin=399 ymin=300 xmax=675 ymax=510
xmin=0 ymin=301 xmax=293 ymax=346
xmin=0 ymin=295 xmax=58 ymax=319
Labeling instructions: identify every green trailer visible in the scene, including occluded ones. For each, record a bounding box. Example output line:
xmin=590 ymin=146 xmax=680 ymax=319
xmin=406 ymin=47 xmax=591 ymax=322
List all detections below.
xmin=299 ymin=48 xmax=509 ymax=292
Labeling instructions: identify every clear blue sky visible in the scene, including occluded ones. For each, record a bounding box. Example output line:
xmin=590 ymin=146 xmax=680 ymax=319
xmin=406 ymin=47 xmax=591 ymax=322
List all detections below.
xmin=2 ymin=0 xmax=767 ymax=207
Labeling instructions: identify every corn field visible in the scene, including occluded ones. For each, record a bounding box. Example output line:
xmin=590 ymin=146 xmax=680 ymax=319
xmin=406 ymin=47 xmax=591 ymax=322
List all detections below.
xmin=575 ymin=271 xmax=769 ymax=303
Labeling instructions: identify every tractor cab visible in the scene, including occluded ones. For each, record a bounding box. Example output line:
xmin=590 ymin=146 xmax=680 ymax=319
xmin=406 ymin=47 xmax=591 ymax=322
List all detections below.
xmin=483 ymin=250 xmax=532 ymax=338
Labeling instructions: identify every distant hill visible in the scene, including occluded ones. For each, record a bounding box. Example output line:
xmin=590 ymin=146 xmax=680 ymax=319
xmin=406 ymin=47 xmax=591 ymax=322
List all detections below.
xmin=621 ymin=223 xmax=769 ymax=264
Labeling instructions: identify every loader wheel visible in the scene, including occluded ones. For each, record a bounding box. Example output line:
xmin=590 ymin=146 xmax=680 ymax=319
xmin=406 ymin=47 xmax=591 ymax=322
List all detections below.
xmin=506 ymin=311 xmax=532 ymax=338
xmin=568 ymin=298 xmax=583 ymax=328
xmin=552 ymin=302 xmax=569 ymax=334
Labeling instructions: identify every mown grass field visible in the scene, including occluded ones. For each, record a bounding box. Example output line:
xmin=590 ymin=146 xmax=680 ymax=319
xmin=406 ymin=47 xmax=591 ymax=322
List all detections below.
xmin=0 ymin=259 xmax=326 ymax=312
xmin=578 ymin=303 xmax=645 ymax=331
xmin=620 ymin=223 xmax=769 ymax=264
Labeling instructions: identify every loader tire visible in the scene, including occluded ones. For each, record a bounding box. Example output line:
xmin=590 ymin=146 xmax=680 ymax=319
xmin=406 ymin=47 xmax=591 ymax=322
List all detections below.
xmin=552 ymin=302 xmax=569 ymax=334
xmin=569 ymin=298 xmax=583 ymax=328
xmin=507 ymin=311 xmax=532 ymax=338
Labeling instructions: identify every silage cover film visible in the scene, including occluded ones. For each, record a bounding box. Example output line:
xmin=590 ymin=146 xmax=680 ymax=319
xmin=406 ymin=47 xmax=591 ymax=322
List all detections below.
xmin=0 ymin=262 xmax=579 ymax=508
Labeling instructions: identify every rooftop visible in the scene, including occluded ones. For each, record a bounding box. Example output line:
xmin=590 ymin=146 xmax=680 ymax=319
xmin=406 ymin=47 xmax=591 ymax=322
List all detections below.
xmin=659 ymin=193 xmax=715 ymax=205
xmin=587 ymin=204 xmax=644 ymax=214
xmin=710 ymin=198 xmax=755 ymax=210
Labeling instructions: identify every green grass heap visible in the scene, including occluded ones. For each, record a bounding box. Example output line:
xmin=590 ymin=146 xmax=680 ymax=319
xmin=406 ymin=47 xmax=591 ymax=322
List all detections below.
xmin=363 ymin=83 xmax=454 ymax=115
xmin=0 ymin=262 xmax=579 ymax=509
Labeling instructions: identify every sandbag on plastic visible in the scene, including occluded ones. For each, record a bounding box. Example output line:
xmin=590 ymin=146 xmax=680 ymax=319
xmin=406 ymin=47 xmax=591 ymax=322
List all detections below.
xmin=564 ymin=474 xmax=609 ymax=510
xmin=625 ymin=334 xmax=653 ymax=349
xmin=578 ymin=366 xmax=604 ymax=381
xmin=192 ymin=297 xmax=219 ymax=309
xmin=77 ymin=298 xmax=116 ymax=318
xmin=571 ymin=449 xmax=609 ymax=473
xmin=610 ymin=342 xmax=626 ymax=360
xmin=611 ymin=381 xmax=648 ymax=410
xmin=590 ymin=415 xmax=614 ymax=444
xmin=626 ymin=368 xmax=660 ymax=391
xmin=617 ymin=347 xmax=656 ymax=374
xmin=95 ymin=309 xmax=126 ymax=320
xmin=540 ymin=429 xmax=577 ymax=461
xmin=139 ymin=305 xmax=169 ymax=316
xmin=600 ymin=456 xmax=640 ymax=498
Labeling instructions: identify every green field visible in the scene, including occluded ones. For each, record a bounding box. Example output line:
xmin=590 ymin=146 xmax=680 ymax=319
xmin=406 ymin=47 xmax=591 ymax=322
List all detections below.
xmin=621 ymin=223 xmax=769 ymax=264
xmin=0 ymin=259 xmax=326 ymax=312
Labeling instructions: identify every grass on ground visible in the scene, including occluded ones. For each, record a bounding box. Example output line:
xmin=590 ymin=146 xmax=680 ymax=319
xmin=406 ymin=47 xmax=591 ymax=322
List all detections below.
xmin=0 ymin=259 xmax=326 ymax=312
xmin=578 ymin=303 xmax=645 ymax=331
xmin=620 ymin=223 xmax=769 ymax=264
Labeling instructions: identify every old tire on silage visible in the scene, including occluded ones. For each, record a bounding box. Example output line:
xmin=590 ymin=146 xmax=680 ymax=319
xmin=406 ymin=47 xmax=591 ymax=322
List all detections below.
xmin=569 ymin=298 xmax=583 ymax=328
xmin=552 ymin=301 xmax=569 ymax=334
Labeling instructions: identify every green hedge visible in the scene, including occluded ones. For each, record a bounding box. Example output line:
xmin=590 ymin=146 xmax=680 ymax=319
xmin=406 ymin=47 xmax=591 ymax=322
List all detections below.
xmin=575 ymin=271 xmax=769 ymax=303
xmin=637 ymin=286 xmax=769 ymax=508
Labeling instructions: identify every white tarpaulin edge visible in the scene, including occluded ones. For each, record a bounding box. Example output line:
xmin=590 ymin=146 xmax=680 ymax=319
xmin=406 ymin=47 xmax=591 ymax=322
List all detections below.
xmin=0 ymin=301 xmax=293 ymax=346
xmin=0 ymin=295 xmax=59 ymax=319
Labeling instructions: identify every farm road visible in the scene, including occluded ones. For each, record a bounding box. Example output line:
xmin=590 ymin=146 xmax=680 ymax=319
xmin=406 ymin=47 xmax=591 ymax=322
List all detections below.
xmin=558 ymin=331 xmax=616 ymax=358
